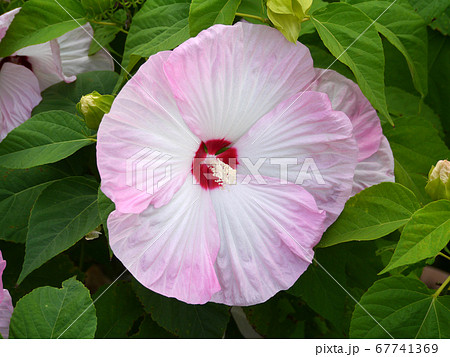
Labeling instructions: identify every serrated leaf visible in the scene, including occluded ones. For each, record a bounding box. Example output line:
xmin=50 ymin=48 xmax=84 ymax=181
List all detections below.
xmin=18 ymin=176 xmax=101 ymax=283
xmin=133 ymin=280 xmax=230 ymax=338
xmin=355 ymin=1 xmax=428 ymax=98
xmin=94 ymin=282 xmax=143 ymax=338
xmin=0 ymin=0 xmax=87 ymax=57
xmin=32 ymin=71 xmax=119 ymax=115
xmin=318 ymin=183 xmax=421 ymax=248
xmin=0 ymin=111 xmax=95 ymax=169
xmin=189 ymin=0 xmax=242 ymax=36
xmin=311 ymin=2 xmax=391 ymax=123
xmin=350 ymin=276 xmax=450 ymax=338
xmin=122 ymin=0 xmax=190 ymax=71
xmin=381 ymin=200 xmax=450 ymax=273
xmin=9 ymin=277 xmax=97 ymax=338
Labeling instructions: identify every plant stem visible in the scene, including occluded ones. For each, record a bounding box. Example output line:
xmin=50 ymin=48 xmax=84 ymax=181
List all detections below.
xmin=433 ymin=274 xmax=450 ymax=297
xmin=235 ymin=12 xmax=268 ymax=23
xmin=438 ymin=252 xmax=450 ymax=262
xmin=91 ymin=20 xmax=120 ymax=26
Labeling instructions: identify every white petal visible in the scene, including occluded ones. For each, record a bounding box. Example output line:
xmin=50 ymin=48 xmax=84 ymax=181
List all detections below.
xmin=235 ymin=91 xmax=358 ymax=227
xmin=210 ymin=175 xmax=326 ymax=306
xmin=164 ymin=21 xmax=315 ymax=142
xmin=311 ymin=68 xmax=383 ymax=161
xmin=108 ymin=178 xmax=221 ymax=304
xmin=57 ymin=23 xmax=114 ymax=76
xmin=0 ymin=290 xmax=13 ymax=339
xmin=0 ymin=7 xmax=20 ymax=41
xmin=17 ymin=40 xmax=74 ymax=91
xmin=352 ymin=136 xmax=395 ymax=195
xmin=97 ymin=51 xmax=199 ymax=214
xmin=0 ymin=63 xmax=41 ymax=141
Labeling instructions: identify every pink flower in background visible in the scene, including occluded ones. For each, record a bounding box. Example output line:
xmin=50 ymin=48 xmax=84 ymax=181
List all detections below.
xmin=97 ymin=22 xmax=394 ymax=305
xmin=0 ymin=8 xmax=114 ymax=141
xmin=0 ymin=251 xmax=13 ymax=339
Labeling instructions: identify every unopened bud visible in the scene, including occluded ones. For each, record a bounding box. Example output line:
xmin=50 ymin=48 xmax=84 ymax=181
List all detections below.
xmin=267 ymin=0 xmax=312 ymax=43
xmin=77 ymin=91 xmax=114 ymax=129
xmin=425 ymin=160 xmax=450 ymax=201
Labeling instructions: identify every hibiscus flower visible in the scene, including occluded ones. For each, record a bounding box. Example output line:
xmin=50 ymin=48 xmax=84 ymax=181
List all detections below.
xmin=97 ymin=22 xmax=394 ymax=306
xmin=0 ymin=7 xmax=114 ymax=140
xmin=0 ymin=251 xmax=13 ymax=339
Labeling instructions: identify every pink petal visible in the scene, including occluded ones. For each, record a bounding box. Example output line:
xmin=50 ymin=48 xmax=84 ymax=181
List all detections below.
xmin=17 ymin=40 xmax=74 ymax=91
xmin=17 ymin=24 xmax=113 ymax=91
xmin=0 ymin=289 xmax=13 ymax=339
xmin=0 ymin=251 xmax=13 ymax=339
xmin=352 ymin=136 xmax=395 ymax=195
xmin=0 ymin=63 xmax=41 ymax=141
xmin=98 ymin=51 xmax=199 ymax=214
xmin=311 ymin=68 xmax=383 ymax=161
xmin=0 ymin=251 xmax=5 ymax=299
xmin=164 ymin=21 xmax=315 ymax=142
xmin=210 ymin=175 xmax=326 ymax=306
xmin=57 ymin=24 xmax=114 ymax=76
xmin=235 ymin=91 xmax=358 ymax=227
xmin=0 ymin=7 xmax=20 ymax=42
xmin=108 ymin=178 xmax=221 ymax=304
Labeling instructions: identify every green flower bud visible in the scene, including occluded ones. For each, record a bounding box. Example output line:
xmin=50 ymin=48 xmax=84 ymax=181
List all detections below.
xmin=77 ymin=91 xmax=114 ymax=130
xmin=266 ymin=0 xmax=312 ymax=43
xmin=425 ymin=160 xmax=450 ymax=201
xmin=81 ymin=0 xmax=112 ymax=17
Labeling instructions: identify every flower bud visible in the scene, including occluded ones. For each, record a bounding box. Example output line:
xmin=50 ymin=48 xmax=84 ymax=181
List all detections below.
xmin=77 ymin=91 xmax=114 ymax=130
xmin=425 ymin=160 xmax=450 ymax=201
xmin=266 ymin=0 xmax=312 ymax=43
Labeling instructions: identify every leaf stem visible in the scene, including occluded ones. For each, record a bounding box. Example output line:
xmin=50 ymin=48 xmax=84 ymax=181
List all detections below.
xmin=235 ymin=12 xmax=268 ymax=23
xmin=438 ymin=252 xmax=450 ymax=262
xmin=91 ymin=20 xmax=120 ymax=26
xmin=433 ymin=274 xmax=450 ymax=297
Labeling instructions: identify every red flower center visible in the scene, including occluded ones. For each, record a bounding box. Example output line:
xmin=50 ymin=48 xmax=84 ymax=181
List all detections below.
xmin=192 ymin=139 xmax=238 ymax=190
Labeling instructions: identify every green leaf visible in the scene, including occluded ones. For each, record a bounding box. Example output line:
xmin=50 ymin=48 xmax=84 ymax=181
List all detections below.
xmin=94 ymin=282 xmax=143 ymax=338
xmin=430 ymin=6 xmax=450 ymax=35
xmin=18 ymin=176 xmax=101 ymax=283
xmin=384 ymin=87 xmax=443 ymax=134
xmin=9 ymin=277 xmax=97 ymax=338
xmin=0 ymin=111 xmax=95 ymax=169
xmin=98 ymin=188 xmax=115 ymax=237
xmin=88 ymin=10 xmax=127 ymax=55
xmin=383 ymin=116 xmax=450 ymax=204
xmin=32 ymin=71 xmax=119 ymax=115
xmin=318 ymin=183 xmax=421 ymax=248
xmin=381 ymin=200 xmax=450 ymax=273
xmin=289 ymin=241 xmax=385 ymax=331
xmin=133 ymin=280 xmax=230 ymax=338
xmin=0 ymin=0 xmax=87 ymax=57
xmin=311 ymin=2 xmax=392 ymax=123
xmin=131 ymin=315 xmax=176 ymax=338
xmin=189 ymin=0 xmax=242 ymax=36
xmin=122 ymin=0 xmax=190 ymax=71
xmin=350 ymin=276 xmax=450 ymax=338
xmin=426 ymin=31 xmax=450 ymax=147
xmin=407 ymin=0 xmax=449 ymax=24
xmin=0 ymin=166 xmax=68 ymax=243
xmin=355 ymin=1 xmax=428 ymax=98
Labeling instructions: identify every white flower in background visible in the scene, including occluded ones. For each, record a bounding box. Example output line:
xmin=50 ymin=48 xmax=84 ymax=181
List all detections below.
xmin=0 ymin=7 xmax=114 ymax=140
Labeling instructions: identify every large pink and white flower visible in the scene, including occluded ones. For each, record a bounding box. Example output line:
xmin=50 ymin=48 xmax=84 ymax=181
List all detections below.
xmin=0 ymin=251 xmax=13 ymax=339
xmin=0 ymin=8 xmax=114 ymax=141
xmin=97 ymin=22 xmax=394 ymax=306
